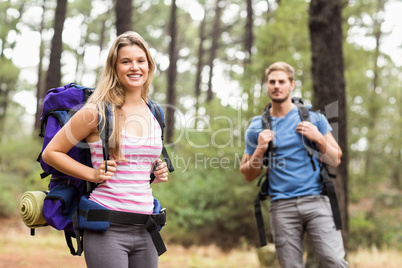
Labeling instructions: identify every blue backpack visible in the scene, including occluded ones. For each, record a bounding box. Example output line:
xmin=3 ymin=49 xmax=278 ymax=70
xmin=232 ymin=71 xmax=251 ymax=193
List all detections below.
xmin=37 ymin=83 xmax=174 ymax=256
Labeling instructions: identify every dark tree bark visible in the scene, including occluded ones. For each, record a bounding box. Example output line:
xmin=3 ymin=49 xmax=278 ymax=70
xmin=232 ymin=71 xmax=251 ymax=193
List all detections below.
xmin=35 ymin=0 xmax=67 ymax=130
xmin=96 ymin=9 xmax=113 ymax=83
xmin=74 ymin=33 xmax=90 ymax=85
xmin=244 ymin=0 xmax=254 ymax=62
xmin=166 ymin=0 xmax=178 ymax=143
xmin=195 ymin=15 xmax=207 ymax=101
xmin=309 ymin=0 xmax=349 ymax=253
xmin=34 ymin=0 xmax=47 ymax=132
xmin=115 ymin=0 xmax=133 ymax=35
xmin=0 ymin=80 xmax=11 ymax=135
xmin=194 ymin=11 xmax=207 ymax=128
xmin=206 ymin=0 xmax=222 ymax=102
xmin=44 ymin=0 xmax=67 ymax=93
xmin=244 ymin=0 xmax=254 ymax=113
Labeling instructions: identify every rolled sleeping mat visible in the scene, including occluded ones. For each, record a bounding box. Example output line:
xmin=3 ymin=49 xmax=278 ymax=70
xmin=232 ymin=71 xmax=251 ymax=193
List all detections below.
xmin=20 ymin=191 xmax=48 ymax=228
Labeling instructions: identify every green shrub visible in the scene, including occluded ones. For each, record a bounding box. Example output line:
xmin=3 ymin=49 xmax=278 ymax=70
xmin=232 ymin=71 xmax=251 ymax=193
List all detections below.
xmin=0 ymin=137 xmax=43 ymax=217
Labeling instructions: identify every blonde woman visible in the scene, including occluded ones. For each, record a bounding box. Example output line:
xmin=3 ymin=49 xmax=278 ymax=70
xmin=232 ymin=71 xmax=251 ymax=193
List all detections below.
xmin=43 ymin=31 xmax=169 ymax=267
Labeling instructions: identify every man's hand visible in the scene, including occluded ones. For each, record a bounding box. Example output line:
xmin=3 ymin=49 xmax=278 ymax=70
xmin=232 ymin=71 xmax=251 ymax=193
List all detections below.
xmin=241 ymin=129 xmax=274 ymax=182
xmin=296 ymin=121 xmax=342 ymax=167
xmin=256 ymin=129 xmax=275 ymax=154
xmin=296 ymin=121 xmax=322 ymax=143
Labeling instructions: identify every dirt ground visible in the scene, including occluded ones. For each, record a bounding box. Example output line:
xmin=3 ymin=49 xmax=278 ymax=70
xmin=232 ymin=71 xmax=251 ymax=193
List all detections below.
xmin=0 ymin=217 xmax=84 ymax=268
xmin=1 ymin=217 xmax=401 ymax=268
xmin=0 ymin=217 xmax=260 ymax=268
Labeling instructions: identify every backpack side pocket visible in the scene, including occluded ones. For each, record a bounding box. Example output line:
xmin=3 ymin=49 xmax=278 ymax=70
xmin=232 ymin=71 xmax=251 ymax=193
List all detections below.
xmin=43 ymin=184 xmax=79 ymax=233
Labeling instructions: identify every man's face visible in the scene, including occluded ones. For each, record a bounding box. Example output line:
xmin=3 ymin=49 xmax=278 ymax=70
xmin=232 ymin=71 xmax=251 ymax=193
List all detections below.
xmin=266 ymin=70 xmax=295 ymax=103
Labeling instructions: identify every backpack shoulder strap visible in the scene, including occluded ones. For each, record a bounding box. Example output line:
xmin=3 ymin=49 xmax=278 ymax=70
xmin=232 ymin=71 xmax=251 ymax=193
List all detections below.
xmin=147 ymin=99 xmax=166 ymax=135
xmin=320 ymin=163 xmax=342 ymax=230
xmin=261 ymin=103 xmax=272 ymax=130
xmin=261 ymin=103 xmax=277 ymax=161
xmin=147 ymin=99 xmax=175 ymax=174
xmin=293 ymin=100 xmax=317 ymax=171
xmin=98 ymin=104 xmax=111 ymax=162
xmin=294 ymin=101 xmax=311 ymax=122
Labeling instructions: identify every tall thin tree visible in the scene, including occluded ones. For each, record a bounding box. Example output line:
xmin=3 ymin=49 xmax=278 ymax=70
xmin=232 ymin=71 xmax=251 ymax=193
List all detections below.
xmin=166 ymin=0 xmax=178 ymax=143
xmin=34 ymin=0 xmax=47 ymax=132
xmin=96 ymin=9 xmax=113 ymax=83
xmin=194 ymin=10 xmax=207 ymax=128
xmin=206 ymin=0 xmax=223 ymax=102
xmin=244 ymin=0 xmax=255 ymax=113
xmin=244 ymin=0 xmax=254 ymax=63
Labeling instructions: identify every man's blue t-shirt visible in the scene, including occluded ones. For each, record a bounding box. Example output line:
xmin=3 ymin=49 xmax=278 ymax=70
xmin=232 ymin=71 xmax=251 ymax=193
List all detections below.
xmin=244 ymin=104 xmax=332 ymax=201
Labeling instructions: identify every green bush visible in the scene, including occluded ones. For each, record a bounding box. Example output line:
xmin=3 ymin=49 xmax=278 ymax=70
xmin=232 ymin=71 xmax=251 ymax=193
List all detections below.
xmin=0 ymin=137 xmax=43 ymax=217
xmin=349 ymin=192 xmax=402 ymax=251
xmin=349 ymin=211 xmax=379 ymax=250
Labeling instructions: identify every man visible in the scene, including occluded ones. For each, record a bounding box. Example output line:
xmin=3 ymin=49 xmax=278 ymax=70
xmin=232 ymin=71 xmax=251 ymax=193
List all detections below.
xmin=240 ymin=62 xmax=348 ymax=267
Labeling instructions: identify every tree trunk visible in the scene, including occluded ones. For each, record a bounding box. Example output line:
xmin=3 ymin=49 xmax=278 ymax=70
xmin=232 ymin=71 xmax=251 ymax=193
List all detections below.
xmin=44 ymin=0 xmax=67 ymax=93
xmin=166 ymin=0 xmax=178 ymax=143
xmin=96 ymin=11 xmax=111 ymax=83
xmin=194 ymin=11 xmax=207 ymax=128
xmin=206 ymin=0 xmax=222 ymax=102
xmin=391 ymin=149 xmax=401 ymax=188
xmin=244 ymin=0 xmax=254 ymax=114
xmin=0 ymin=86 xmax=10 ymax=136
xmin=309 ymin=0 xmax=348 ymax=254
xmin=74 ymin=33 xmax=89 ymax=85
xmin=34 ymin=0 xmax=47 ymax=132
xmin=244 ymin=0 xmax=254 ymax=62
xmin=115 ymin=0 xmax=133 ymax=36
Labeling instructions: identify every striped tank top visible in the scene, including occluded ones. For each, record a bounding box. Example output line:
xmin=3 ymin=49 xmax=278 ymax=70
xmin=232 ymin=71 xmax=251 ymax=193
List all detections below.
xmin=87 ymin=110 xmax=162 ymax=215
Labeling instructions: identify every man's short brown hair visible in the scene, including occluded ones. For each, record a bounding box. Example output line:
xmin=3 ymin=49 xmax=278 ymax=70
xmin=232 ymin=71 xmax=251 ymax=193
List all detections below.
xmin=265 ymin=62 xmax=295 ymax=82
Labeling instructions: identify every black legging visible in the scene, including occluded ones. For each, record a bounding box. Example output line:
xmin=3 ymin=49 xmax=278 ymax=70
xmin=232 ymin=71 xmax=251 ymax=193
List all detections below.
xmin=83 ymin=223 xmax=158 ymax=268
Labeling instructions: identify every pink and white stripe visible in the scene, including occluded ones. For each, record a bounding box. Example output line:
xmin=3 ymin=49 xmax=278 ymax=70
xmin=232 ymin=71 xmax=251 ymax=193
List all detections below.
xmin=87 ymin=110 xmax=162 ymax=215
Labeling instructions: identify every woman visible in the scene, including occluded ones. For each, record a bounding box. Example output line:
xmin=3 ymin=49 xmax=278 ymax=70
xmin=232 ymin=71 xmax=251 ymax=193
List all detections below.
xmin=42 ymin=31 xmax=169 ymax=268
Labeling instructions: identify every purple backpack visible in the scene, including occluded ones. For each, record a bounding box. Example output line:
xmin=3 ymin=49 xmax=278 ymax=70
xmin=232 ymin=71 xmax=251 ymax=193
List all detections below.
xmin=39 ymin=83 xmax=93 ymax=185
xmin=38 ymin=83 xmax=94 ymax=253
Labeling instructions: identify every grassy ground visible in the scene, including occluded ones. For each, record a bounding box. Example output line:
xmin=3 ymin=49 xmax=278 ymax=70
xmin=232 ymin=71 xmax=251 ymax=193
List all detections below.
xmin=1 ymin=217 xmax=401 ymax=268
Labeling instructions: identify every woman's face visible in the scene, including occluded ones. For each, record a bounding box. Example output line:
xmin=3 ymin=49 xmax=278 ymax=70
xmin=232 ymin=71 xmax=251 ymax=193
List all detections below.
xmin=116 ymin=44 xmax=149 ymax=92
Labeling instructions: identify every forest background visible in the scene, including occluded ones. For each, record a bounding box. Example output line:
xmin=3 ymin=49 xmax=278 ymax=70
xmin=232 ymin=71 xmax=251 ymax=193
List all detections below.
xmin=0 ymin=0 xmax=401 ymax=267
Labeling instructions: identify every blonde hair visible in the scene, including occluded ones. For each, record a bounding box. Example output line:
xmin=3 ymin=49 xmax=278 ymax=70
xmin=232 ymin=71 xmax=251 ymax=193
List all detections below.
xmin=86 ymin=31 xmax=155 ymax=160
xmin=265 ymin=61 xmax=295 ymax=82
